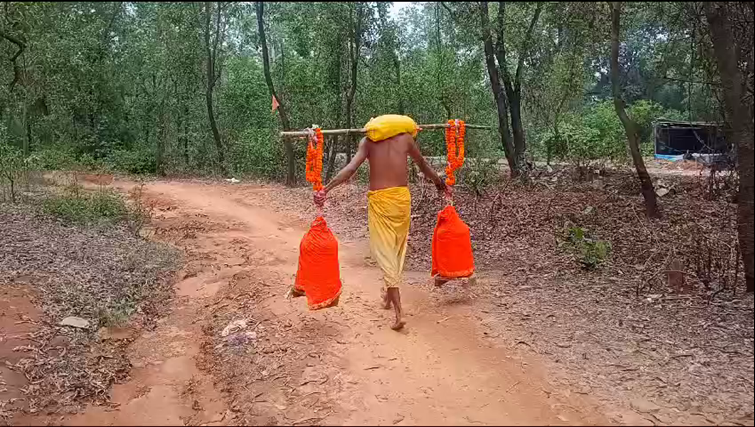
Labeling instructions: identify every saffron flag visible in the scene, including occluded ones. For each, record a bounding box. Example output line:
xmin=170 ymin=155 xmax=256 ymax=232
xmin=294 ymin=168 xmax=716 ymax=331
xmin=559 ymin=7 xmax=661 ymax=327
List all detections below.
xmin=271 ymin=95 xmax=280 ymax=113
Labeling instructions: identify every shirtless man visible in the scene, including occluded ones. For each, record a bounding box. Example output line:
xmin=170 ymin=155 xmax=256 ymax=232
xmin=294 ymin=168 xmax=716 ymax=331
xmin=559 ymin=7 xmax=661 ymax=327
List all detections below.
xmin=314 ymin=131 xmax=447 ymax=330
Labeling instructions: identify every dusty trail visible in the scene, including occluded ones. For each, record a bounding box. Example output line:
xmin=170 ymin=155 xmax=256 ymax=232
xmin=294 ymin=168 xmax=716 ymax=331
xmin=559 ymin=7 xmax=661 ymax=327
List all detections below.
xmin=57 ymin=179 xmax=608 ymax=426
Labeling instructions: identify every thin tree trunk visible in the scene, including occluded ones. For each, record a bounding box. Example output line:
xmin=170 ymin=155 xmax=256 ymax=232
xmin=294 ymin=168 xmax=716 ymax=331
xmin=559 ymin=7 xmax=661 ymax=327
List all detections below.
xmin=256 ymin=1 xmax=295 ymax=186
xmin=325 ymin=135 xmax=339 ymax=181
xmin=495 ymin=2 xmax=541 ymax=177
xmin=0 ymin=29 xmax=25 ymax=92
xmin=479 ymin=1 xmax=516 ymax=174
xmin=156 ymin=102 xmax=167 ymax=176
xmin=345 ymin=3 xmax=362 ymax=165
xmin=181 ymin=104 xmax=189 ymax=168
xmin=395 ymin=55 xmax=404 ymax=115
xmin=509 ymin=92 xmax=527 ymax=172
xmin=22 ymin=101 xmax=30 ymax=156
xmin=705 ymin=1 xmax=754 ymax=292
xmin=610 ymin=2 xmax=660 ymax=218
xmin=204 ymin=2 xmax=225 ymax=174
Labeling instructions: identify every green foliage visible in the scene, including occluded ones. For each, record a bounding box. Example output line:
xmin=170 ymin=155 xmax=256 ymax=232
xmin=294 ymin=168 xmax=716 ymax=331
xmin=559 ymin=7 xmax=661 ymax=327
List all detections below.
xmin=1 ymin=133 xmax=40 ymax=202
xmin=35 ymin=147 xmax=80 ymax=171
xmin=227 ymin=129 xmax=283 ymax=180
xmin=43 ymin=186 xmax=129 ymax=225
xmin=558 ymin=223 xmax=612 ymax=270
xmin=105 ymin=149 xmax=156 ymax=175
xmin=536 ymin=100 xmax=684 ymax=162
xmin=0 ymin=1 xmax=723 ymax=180
xmin=460 ymin=158 xmax=501 ymax=196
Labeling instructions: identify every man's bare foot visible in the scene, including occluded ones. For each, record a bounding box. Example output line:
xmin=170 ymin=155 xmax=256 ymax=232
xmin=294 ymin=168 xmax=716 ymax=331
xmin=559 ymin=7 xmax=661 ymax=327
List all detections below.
xmin=386 ymin=287 xmax=405 ymax=331
xmin=434 ymin=276 xmax=450 ymax=287
xmin=381 ymin=289 xmax=392 ymax=309
xmin=287 ymin=286 xmax=305 ymax=299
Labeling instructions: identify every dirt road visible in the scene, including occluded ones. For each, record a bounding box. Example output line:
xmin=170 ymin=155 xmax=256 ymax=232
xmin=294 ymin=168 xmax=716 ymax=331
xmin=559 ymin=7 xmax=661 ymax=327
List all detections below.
xmin=53 ymin=179 xmax=610 ymax=426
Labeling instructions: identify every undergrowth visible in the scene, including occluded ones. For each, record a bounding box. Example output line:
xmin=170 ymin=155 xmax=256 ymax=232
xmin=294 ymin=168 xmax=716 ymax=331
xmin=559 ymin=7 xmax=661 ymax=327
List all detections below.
xmin=42 ymin=182 xmax=153 ymax=236
xmin=558 ymin=222 xmax=612 ymax=270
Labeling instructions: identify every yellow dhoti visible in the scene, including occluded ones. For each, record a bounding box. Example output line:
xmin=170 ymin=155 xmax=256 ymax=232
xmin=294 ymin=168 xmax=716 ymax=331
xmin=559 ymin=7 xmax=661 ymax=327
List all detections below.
xmin=367 ymin=186 xmax=411 ymax=289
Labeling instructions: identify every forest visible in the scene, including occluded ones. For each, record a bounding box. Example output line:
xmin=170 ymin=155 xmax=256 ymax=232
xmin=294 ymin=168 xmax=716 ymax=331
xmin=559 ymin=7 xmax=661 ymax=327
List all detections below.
xmin=1 ymin=2 xmax=754 ymax=425
xmin=2 ymin=1 xmax=751 ymax=290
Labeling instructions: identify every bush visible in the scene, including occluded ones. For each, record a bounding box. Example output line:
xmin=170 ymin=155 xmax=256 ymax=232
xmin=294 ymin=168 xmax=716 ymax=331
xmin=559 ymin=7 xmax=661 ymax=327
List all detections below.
xmin=43 ymin=186 xmax=128 ymax=224
xmin=1 ymin=140 xmax=40 ymax=203
xmin=35 ymin=147 xmax=80 ymax=171
xmin=460 ymin=157 xmax=500 ymax=196
xmin=539 ymin=100 xmax=686 ymax=164
xmin=558 ymin=223 xmax=612 ymax=270
xmin=227 ymin=128 xmax=285 ymax=180
xmin=105 ymin=149 xmax=156 ymax=175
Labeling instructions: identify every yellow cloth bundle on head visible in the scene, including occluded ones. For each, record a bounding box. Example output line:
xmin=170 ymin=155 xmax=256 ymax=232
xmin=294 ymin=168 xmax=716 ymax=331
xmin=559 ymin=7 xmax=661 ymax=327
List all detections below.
xmin=364 ymin=115 xmax=419 ymax=142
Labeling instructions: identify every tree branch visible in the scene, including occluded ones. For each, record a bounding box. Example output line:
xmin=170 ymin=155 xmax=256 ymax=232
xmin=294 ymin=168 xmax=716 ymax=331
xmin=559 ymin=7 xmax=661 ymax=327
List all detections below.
xmin=661 ymin=75 xmax=723 ymax=87
xmin=0 ymin=29 xmax=25 ymax=91
xmin=494 ymin=1 xmax=515 ymax=96
xmin=0 ymin=29 xmax=24 ymax=62
xmin=515 ymin=2 xmax=543 ymax=88
xmin=212 ymin=2 xmax=223 ymax=78
xmin=440 ymin=2 xmax=461 ymax=27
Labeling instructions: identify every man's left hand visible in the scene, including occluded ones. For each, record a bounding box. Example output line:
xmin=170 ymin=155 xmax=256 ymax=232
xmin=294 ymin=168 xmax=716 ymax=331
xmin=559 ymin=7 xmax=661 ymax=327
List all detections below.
xmin=436 ymin=180 xmax=450 ymax=197
xmin=314 ymin=189 xmax=327 ymax=207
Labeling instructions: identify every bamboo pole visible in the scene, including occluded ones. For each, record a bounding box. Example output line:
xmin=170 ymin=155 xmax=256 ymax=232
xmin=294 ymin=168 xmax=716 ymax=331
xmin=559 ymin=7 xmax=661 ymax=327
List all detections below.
xmin=280 ymin=123 xmax=494 ymax=138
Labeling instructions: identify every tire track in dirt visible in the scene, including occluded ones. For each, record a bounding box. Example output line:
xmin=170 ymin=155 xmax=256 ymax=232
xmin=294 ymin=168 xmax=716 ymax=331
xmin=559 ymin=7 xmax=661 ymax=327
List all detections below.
xmin=47 ymin=179 xmax=609 ymax=426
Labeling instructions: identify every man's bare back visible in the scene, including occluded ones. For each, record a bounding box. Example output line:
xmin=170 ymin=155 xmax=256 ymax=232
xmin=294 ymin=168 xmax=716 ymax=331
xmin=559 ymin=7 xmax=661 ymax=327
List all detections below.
xmin=316 ymin=132 xmax=445 ymax=195
xmin=366 ymin=133 xmax=413 ymax=191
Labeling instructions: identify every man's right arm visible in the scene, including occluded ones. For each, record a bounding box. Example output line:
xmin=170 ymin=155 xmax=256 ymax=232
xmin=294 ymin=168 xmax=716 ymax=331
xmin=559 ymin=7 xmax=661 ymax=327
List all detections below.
xmin=323 ymin=137 xmax=369 ymax=193
xmin=407 ymin=138 xmax=446 ymax=193
xmin=314 ymin=137 xmax=369 ymax=206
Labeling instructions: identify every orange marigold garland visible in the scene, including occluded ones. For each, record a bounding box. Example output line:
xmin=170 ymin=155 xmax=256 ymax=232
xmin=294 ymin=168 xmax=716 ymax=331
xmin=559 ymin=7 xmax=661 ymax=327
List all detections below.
xmin=305 ymin=127 xmax=324 ymax=191
xmin=444 ymin=119 xmax=465 ymax=186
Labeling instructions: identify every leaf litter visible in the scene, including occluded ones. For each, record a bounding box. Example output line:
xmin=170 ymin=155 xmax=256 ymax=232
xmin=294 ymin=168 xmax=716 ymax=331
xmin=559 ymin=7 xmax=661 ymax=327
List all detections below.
xmin=0 ymin=202 xmax=180 ymax=422
xmin=251 ymin=167 xmax=753 ymax=426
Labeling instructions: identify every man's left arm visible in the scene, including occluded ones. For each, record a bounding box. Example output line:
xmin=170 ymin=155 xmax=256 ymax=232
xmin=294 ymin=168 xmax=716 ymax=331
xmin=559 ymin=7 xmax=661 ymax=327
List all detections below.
xmin=408 ymin=138 xmax=447 ymax=195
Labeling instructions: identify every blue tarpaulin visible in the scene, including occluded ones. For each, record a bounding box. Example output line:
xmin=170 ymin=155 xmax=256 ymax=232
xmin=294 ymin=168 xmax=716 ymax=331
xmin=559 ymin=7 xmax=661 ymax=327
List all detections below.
xmin=654 ymin=154 xmax=685 ymax=162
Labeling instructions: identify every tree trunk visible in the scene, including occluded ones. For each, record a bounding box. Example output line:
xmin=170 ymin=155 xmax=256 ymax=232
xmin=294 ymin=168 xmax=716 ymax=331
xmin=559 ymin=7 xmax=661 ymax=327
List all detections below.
xmin=394 ymin=52 xmax=404 ymax=115
xmin=204 ymin=2 xmax=225 ymax=174
xmin=325 ymin=135 xmax=339 ymax=181
xmin=508 ymin=91 xmax=527 ymax=173
xmin=609 ymin=2 xmax=661 ymax=218
xmin=495 ymin=2 xmax=542 ymax=177
xmin=181 ymin=104 xmax=189 ymax=168
xmin=156 ymin=109 xmax=166 ymax=177
xmin=256 ymin=1 xmax=295 ymax=186
xmin=479 ymin=1 xmax=516 ymax=174
xmin=705 ymin=2 xmax=754 ymax=292
xmin=345 ymin=3 xmax=362 ymax=165
xmin=22 ymin=101 xmax=30 ymax=156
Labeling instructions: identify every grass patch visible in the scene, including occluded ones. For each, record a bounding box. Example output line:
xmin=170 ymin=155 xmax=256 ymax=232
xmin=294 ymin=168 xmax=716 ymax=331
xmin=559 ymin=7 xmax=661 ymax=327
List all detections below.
xmin=41 ymin=183 xmax=154 ymax=238
xmin=43 ymin=187 xmax=127 ymax=224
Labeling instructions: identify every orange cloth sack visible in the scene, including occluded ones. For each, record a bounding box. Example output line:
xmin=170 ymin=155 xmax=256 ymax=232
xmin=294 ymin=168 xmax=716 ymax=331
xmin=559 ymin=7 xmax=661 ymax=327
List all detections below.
xmin=295 ymin=216 xmax=342 ymax=310
xmin=431 ymin=205 xmax=475 ymax=278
